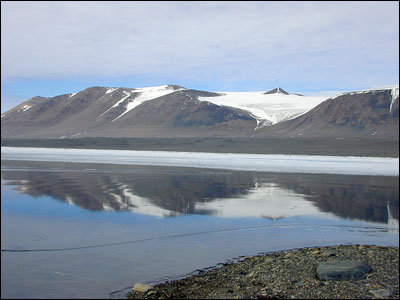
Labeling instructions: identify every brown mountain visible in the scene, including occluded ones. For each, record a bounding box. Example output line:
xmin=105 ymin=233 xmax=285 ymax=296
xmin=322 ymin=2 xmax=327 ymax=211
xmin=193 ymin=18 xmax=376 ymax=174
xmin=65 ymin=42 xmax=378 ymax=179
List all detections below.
xmin=1 ymin=85 xmax=257 ymax=138
xmin=257 ymin=87 xmax=399 ymax=138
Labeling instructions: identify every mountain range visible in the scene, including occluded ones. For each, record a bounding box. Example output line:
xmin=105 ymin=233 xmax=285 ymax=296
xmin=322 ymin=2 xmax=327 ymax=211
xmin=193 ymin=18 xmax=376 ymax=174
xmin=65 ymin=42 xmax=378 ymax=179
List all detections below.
xmin=1 ymin=84 xmax=398 ymax=139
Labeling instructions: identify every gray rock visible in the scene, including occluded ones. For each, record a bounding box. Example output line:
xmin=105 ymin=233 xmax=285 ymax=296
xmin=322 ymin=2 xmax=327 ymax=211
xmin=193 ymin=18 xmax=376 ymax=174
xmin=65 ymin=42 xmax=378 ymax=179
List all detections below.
xmin=316 ymin=260 xmax=371 ymax=281
xmin=294 ymin=280 xmax=306 ymax=287
xmin=321 ymin=250 xmax=336 ymax=257
xmin=369 ymin=289 xmax=392 ymax=299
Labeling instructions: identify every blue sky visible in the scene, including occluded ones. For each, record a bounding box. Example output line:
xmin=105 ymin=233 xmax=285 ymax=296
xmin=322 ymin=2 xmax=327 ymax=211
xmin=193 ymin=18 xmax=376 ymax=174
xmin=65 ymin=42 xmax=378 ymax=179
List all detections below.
xmin=1 ymin=1 xmax=399 ymax=113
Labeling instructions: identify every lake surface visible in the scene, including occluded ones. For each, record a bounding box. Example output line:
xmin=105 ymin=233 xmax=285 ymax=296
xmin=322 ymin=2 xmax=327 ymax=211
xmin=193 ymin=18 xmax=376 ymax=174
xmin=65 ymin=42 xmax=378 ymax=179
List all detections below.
xmin=1 ymin=158 xmax=399 ymax=299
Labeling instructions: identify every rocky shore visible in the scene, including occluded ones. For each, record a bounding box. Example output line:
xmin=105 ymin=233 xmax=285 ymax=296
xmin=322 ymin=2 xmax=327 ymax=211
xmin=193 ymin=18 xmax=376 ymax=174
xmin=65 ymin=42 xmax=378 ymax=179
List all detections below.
xmin=127 ymin=244 xmax=399 ymax=299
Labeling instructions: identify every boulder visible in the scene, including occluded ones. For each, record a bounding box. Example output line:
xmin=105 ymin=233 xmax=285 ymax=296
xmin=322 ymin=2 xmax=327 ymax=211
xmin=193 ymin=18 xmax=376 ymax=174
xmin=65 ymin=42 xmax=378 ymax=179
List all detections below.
xmin=369 ymin=289 xmax=392 ymax=299
xmin=316 ymin=260 xmax=371 ymax=281
xmin=132 ymin=283 xmax=152 ymax=293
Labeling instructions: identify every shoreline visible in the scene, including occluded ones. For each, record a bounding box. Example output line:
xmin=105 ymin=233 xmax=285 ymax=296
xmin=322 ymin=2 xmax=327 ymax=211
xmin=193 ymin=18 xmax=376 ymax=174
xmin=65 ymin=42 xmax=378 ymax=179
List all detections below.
xmin=127 ymin=244 xmax=399 ymax=299
xmin=2 ymin=137 xmax=399 ymax=158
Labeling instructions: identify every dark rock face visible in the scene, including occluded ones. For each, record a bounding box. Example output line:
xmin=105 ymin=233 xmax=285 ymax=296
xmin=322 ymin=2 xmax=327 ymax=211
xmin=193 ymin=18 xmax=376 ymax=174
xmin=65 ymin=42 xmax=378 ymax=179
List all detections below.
xmin=184 ymin=89 xmax=221 ymax=97
xmin=166 ymin=84 xmax=185 ymax=90
xmin=316 ymin=260 xmax=371 ymax=281
xmin=264 ymin=87 xmax=290 ymax=95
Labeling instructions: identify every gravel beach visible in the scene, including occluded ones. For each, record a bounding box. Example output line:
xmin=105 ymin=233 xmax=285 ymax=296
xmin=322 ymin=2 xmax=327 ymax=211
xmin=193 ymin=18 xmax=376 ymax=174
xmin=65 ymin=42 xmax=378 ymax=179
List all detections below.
xmin=127 ymin=244 xmax=399 ymax=299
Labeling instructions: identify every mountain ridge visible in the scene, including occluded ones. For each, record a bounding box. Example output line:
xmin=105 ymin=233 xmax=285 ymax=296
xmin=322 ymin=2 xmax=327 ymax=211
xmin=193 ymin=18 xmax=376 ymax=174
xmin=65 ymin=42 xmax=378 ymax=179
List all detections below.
xmin=1 ymin=84 xmax=398 ymax=139
xmin=257 ymin=86 xmax=399 ymax=138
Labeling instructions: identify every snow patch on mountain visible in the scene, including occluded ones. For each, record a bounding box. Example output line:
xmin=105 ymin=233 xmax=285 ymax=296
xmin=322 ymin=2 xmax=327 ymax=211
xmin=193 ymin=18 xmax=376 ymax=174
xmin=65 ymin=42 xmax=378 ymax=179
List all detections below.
xmin=390 ymin=86 xmax=399 ymax=112
xmin=111 ymin=91 xmax=131 ymax=108
xmin=19 ymin=105 xmax=32 ymax=112
xmin=198 ymin=92 xmax=327 ymax=126
xmin=111 ymin=85 xmax=184 ymax=122
xmin=97 ymin=91 xmax=131 ymax=118
xmin=105 ymin=87 xmax=119 ymax=94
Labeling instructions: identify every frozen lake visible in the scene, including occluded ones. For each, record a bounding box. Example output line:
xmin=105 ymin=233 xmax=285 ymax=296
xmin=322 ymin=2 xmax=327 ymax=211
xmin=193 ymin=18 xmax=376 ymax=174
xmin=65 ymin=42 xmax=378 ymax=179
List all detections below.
xmin=1 ymin=147 xmax=399 ymax=176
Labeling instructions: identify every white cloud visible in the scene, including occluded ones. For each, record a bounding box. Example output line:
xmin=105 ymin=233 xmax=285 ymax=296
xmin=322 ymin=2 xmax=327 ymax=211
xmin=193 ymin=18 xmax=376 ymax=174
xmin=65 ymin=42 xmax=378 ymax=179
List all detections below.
xmin=1 ymin=1 xmax=399 ymax=87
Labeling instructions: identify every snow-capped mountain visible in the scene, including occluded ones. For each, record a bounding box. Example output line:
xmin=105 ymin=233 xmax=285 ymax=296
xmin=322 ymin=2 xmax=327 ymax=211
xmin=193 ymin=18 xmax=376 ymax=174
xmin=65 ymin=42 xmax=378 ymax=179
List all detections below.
xmin=1 ymin=84 xmax=398 ymax=139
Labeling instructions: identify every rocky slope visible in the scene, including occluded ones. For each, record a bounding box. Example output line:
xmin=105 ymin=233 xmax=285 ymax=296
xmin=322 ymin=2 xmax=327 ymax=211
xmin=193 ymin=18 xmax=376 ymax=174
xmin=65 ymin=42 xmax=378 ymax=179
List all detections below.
xmin=258 ymin=86 xmax=399 ymax=138
xmin=1 ymin=85 xmax=257 ymax=138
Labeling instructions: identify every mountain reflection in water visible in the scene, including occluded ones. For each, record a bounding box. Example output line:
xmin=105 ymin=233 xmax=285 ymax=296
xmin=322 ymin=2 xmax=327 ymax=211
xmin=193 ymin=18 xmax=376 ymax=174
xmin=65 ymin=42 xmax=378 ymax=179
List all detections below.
xmin=1 ymin=161 xmax=398 ymax=226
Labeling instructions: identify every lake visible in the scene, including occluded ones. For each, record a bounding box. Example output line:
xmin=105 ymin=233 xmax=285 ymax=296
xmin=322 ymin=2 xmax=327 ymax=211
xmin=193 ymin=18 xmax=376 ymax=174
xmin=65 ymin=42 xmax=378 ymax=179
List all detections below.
xmin=1 ymin=150 xmax=399 ymax=299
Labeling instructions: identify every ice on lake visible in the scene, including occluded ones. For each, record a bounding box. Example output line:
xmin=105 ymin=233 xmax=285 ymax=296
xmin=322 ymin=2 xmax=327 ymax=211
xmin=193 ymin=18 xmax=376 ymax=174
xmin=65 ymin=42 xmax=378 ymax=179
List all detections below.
xmin=1 ymin=147 xmax=398 ymax=176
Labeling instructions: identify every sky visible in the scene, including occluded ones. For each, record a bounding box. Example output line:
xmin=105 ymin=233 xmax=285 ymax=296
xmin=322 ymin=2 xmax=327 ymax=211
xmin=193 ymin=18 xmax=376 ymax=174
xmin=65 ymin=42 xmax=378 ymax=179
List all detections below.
xmin=1 ymin=1 xmax=399 ymax=112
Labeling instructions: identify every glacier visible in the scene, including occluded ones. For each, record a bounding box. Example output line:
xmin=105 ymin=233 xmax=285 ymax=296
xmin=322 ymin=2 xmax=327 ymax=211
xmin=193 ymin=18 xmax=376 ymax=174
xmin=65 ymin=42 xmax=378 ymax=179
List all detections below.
xmin=198 ymin=91 xmax=328 ymax=125
xmin=1 ymin=147 xmax=398 ymax=176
